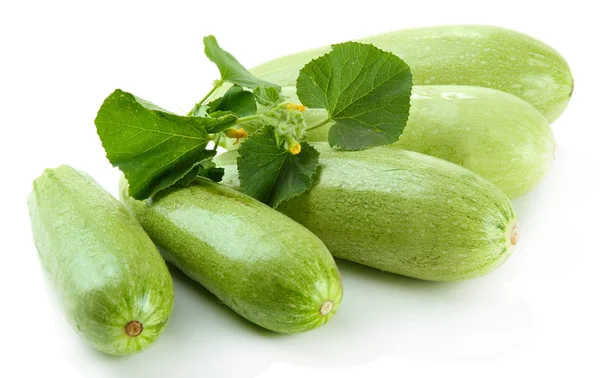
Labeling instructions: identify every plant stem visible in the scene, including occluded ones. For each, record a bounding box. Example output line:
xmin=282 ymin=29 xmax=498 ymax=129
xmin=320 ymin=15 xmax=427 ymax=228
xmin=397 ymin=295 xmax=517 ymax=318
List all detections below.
xmin=187 ymin=81 xmax=222 ymax=116
xmin=306 ymin=118 xmax=332 ymax=131
xmin=213 ymin=133 xmax=222 ymax=150
xmin=237 ymin=114 xmax=264 ymax=124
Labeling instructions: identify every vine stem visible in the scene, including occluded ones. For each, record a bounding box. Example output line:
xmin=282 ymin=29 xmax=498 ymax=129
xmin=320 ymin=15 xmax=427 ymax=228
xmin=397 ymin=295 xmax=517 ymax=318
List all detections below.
xmin=237 ymin=114 xmax=264 ymax=124
xmin=186 ymin=81 xmax=222 ymax=116
xmin=212 ymin=133 xmax=222 ymax=150
xmin=306 ymin=118 xmax=332 ymax=131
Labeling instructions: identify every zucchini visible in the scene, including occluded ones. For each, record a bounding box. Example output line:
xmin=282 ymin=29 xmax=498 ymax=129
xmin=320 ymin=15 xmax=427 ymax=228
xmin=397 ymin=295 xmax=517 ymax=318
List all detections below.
xmin=302 ymin=85 xmax=555 ymax=198
xmin=249 ymin=25 xmax=573 ymax=122
xmin=216 ymin=144 xmax=518 ymax=281
xmin=27 ymin=166 xmax=174 ymax=355
xmin=119 ymin=178 xmax=342 ymax=333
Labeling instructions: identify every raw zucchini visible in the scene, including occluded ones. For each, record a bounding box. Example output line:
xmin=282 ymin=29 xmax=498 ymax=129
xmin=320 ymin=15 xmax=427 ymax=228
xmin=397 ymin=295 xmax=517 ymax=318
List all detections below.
xmin=216 ymin=144 xmax=518 ymax=281
xmin=302 ymin=85 xmax=555 ymax=198
xmin=119 ymin=178 xmax=343 ymax=333
xmin=27 ymin=166 xmax=174 ymax=355
xmin=249 ymin=25 xmax=573 ymax=122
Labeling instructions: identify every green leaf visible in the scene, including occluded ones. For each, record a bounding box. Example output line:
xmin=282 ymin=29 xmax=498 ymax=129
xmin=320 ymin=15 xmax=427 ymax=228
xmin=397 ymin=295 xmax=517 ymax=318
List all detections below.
xmin=204 ymin=112 xmax=239 ymax=134
xmin=196 ymin=152 xmax=225 ymax=182
xmin=176 ymin=165 xmax=203 ymax=187
xmin=253 ymin=85 xmax=282 ymax=107
xmin=206 ymin=110 xmax=235 ymax=120
xmin=175 ymin=150 xmax=217 ymax=187
xmin=204 ymin=36 xmax=281 ymax=90
xmin=175 ymin=151 xmax=224 ymax=185
xmin=189 ymin=104 xmax=209 ymax=117
xmin=94 ymin=89 xmax=236 ymax=200
xmin=296 ymin=42 xmax=412 ymax=150
xmin=198 ymin=165 xmax=225 ymax=182
xmin=237 ymin=127 xmax=320 ymax=207
xmin=207 ymin=85 xmax=257 ymax=117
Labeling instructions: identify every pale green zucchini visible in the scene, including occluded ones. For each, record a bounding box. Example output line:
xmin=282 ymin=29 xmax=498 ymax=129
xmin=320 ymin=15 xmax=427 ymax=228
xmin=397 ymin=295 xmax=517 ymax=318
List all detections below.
xmin=301 ymin=85 xmax=555 ymax=198
xmin=249 ymin=25 xmax=573 ymax=122
xmin=120 ymin=178 xmax=342 ymax=333
xmin=215 ymin=144 xmax=518 ymax=281
xmin=28 ymin=166 xmax=174 ymax=355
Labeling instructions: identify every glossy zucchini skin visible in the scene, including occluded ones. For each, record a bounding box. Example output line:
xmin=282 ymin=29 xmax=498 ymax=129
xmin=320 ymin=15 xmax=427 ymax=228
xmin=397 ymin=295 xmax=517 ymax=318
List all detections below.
xmin=120 ymin=178 xmax=342 ymax=333
xmin=216 ymin=145 xmax=518 ymax=281
xmin=250 ymin=25 xmax=573 ymax=122
xmin=28 ymin=166 xmax=174 ymax=355
xmin=303 ymin=85 xmax=555 ymax=198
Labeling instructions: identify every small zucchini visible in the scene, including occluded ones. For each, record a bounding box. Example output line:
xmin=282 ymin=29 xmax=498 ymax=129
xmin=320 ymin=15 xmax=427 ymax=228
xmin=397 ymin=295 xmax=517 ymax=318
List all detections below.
xmin=216 ymin=144 xmax=519 ymax=281
xmin=120 ymin=178 xmax=343 ymax=333
xmin=249 ymin=25 xmax=573 ymax=122
xmin=28 ymin=166 xmax=174 ymax=355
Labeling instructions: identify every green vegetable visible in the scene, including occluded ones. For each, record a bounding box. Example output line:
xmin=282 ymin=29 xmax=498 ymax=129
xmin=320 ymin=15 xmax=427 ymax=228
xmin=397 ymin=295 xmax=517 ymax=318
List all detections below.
xmin=249 ymin=25 xmax=573 ymax=123
xmin=300 ymin=85 xmax=555 ymax=198
xmin=119 ymin=178 xmax=343 ymax=333
xmin=296 ymin=42 xmax=412 ymax=150
xmin=27 ymin=166 xmax=174 ymax=355
xmin=216 ymin=144 xmax=519 ymax=281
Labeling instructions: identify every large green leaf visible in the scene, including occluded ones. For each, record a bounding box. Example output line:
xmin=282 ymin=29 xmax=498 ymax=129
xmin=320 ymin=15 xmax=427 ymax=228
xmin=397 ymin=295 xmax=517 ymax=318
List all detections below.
xmin=297 ymin=42 xmax=412 ymax=150
xmin=95 ymin=89 xmax=236 ymax=199
xmin=237 ymin=126 xmax=319 ymax=208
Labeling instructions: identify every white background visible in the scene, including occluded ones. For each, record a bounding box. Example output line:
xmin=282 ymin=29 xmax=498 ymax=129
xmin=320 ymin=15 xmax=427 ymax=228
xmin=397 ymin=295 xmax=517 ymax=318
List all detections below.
xmin=1 ymin=1 xmax=598 ymax=377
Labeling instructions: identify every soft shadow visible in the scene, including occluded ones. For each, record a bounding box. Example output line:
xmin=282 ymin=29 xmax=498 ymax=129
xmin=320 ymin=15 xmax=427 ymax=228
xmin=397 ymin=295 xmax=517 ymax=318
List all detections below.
xmin=269 ymin=258 xmax=534 ymax=367
xmin=506 ymin=145 xmax=584 ymax=280
xmin=67 ymin=258 xmax=534 ymax=378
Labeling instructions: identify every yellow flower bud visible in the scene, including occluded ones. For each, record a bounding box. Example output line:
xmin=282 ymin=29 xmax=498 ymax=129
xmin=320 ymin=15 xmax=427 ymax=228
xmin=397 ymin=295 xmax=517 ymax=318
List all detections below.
xmin=289 ymin=142 xmax=302 ymax=155
xmin=225 ymin=128 xmax=248 ymax=145
xmin=225 ymin=127 xmax=248 ymax=139
xmin=286 ymin=103 xmax=307 ymax=112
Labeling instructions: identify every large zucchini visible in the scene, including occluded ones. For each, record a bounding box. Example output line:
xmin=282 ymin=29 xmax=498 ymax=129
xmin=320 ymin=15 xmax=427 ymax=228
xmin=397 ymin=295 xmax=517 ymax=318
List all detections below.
xmin=302 ymin=85 xmax=555 ymax=198
xmin=28 ymin=166 xmax=174 ymax=355
xmin=120 ymin=178 xmax=343 ymax=333
xmin=216 ymin=144 xmax=519 ymax=281
xmin=249 ymin=25 xmax=573 ymax=122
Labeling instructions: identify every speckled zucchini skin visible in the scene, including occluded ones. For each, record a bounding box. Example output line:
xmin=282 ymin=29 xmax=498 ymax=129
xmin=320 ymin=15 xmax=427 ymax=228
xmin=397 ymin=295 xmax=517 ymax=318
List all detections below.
xmin=120 ymin=178 xmax=342 ymax=333
xmin=249 ymin=25 xmax=573 ymax=122
xmin=216 ymin=145 xmax=518 ymax=281
xmin=28 ymin=166 xmax=174 ymax=355
xmin=303 ymin=85 xmax=555 ymax=198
